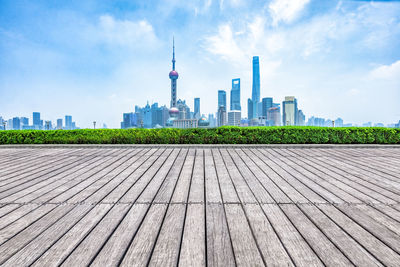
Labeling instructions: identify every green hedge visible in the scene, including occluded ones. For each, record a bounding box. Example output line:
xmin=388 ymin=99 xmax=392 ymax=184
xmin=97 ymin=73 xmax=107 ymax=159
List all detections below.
xmin=0 ymin=127 xmax=399 ymax=144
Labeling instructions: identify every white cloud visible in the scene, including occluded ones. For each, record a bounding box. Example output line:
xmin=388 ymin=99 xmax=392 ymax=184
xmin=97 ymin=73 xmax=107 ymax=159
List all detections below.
xmin=370 ymin=60 xmax=400 ymax=80
xmin=97 ymin=15 xmax=157 ymax=47
xmin=269 ymin=0 xmax=310 ymax=26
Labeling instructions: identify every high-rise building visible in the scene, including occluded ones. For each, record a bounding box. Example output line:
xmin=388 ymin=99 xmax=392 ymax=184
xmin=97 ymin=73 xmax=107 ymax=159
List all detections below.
xmin=208 ymin=114 xmax=216 ymax=127
xmin=33 ymin=112 xmax=41 ymax=129
xmin=251 ymin=56 xmax=260 ymax=118
xmin=230 ymin=78 xmax=241 ymax=111
xmin=57 ymin=119 xmax=63 ymax=129
xmin=20 ymin=117 xmax=29 ymax=126
xmin=297 ymin=110 xmax=305 ymax=126
xmin=194 ymin=98 xmax=200 ymax=118
xmin=267 ymin=107 xmax=281 ymax=126
xmin=228 ymin=111 xmax=241 ymax=126
xmin=12 ymin=117 xmax=21 ymax=130
xmin=218 ymin=90 xmax=226 ymax=108
xmin=261 ymin=97 xmax=273 ymax=117
xmin=122 ymin=112 xmax=137 ymax=129
xmin=335 ymin=118 xmax=344 ymax=127
xmin=65 ymin=115 xmax=72 ymax=130
xmin=282 ymin=96 xmax=298 ymax=126
xmin=247 ymin=98 xmax=254 ymax=120
xmin=217 ymin=106 xmax=227 ymax=127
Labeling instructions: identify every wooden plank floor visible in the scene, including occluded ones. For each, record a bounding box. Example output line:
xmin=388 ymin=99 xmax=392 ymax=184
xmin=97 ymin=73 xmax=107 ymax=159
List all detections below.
xmin=0 ymin=146 xmax=400 ymax=266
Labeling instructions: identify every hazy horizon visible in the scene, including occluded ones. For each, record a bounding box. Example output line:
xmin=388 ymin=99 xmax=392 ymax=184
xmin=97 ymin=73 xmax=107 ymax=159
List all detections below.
xmin=1 ymin=0 xmax=400 ymax=128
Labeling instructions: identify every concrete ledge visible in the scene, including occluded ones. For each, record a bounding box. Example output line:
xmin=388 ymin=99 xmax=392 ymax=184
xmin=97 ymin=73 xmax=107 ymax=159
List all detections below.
xmin=0 ymin=144 xmax=399 ymax=149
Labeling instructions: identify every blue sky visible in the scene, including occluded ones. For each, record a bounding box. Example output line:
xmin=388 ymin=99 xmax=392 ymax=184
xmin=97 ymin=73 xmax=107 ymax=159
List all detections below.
xmin=0 ymin=0 xmax=399 ymax=128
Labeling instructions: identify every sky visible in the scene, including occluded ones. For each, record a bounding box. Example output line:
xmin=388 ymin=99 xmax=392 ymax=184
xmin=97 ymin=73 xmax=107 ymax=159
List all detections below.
xmin=0 ymin=0 xmax=400 ymax=128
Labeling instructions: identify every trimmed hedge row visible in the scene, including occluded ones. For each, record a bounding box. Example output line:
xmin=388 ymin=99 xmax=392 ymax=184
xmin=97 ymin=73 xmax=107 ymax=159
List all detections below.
xmin=0 ymin=127 xmax=399 ymax=144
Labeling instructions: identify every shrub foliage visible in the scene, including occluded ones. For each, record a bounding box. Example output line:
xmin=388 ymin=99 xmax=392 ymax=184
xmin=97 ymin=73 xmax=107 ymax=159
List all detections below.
xmin=0 ymin=127 xmax=399 ymax=144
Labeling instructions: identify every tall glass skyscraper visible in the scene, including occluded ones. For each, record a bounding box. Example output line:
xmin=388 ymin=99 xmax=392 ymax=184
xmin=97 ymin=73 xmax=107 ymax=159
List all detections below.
xmin=282 ymin=96 xmax=298 ymax=126
xmin=230 ymin=78 xmax=241 ymax=111
xmin=261 ymin=97 xmax=273 ymax=117
xmin=218 ymin=90 xmax=226 ymax=108
xmin=33 ymin=112 xmax=40 ymax=127
xmin=251 ymin=56 xmax=260 ymax=118
xmin=65 ymin=115 xmax=72 ymax=130
xmin=194 ymin=98 xmax=200 ymax=117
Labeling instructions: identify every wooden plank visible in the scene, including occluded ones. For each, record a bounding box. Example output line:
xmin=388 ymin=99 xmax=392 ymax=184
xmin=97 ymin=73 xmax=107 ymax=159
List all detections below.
xmin=261 ymin=204 xmax=324 ymax=267
xmin=318 ymin=204 xmax=400 ymax=266
xmin=87 ymin=204 xmax=148 ymax=266
xmin=236 ymin=149 xmax=291 ymax=203
xmin=280 ymin=204 xmax=352 ymax=266
xmin=211 ymin=149 xmax=240 ymax=204
xmin=119 ymin=204 xmax=168 ymax=266
xmin=299 ymin=204 xmax=382 ymax=266
xmin=219 ymin=149 xmax=257 ymax=204
xmin=224 ymin=204 xmax=265 ymax=266
xmin=178 ymin=203 xmax=206 ymax=266
xmin=228 ymin=149 xmax=275 ymax=203
xmin=60 ymin=203 xmax=132 ymax=266
xmin=0 ymin=204 xmax=20 ymax=218
xmin=243 ymin=204 xmax=293 ymax=266
xmin=148 ymin=204 xmax=186 ymax=266
xmin=188 ymin=149 xmax=205 ymax=203
xmin=31 ymin=203 xmax=116 ymax=266
xmin=153 ymin=149 xmax=188 ymax=203
xmin=206 ymin=203 xmax=235 ymax=267
xmin=204 ymin=149 xmax=222 ymax=204
xmin=171 ymin=149 xmax=196 ymax=203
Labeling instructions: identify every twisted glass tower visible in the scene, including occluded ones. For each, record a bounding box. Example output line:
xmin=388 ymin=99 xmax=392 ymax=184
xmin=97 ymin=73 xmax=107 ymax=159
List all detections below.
xmin=251 ymin=56 xmax=260 ymax=118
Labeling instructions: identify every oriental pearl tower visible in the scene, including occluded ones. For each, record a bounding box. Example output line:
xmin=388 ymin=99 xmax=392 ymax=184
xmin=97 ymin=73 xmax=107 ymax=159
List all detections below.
xmin=168 ymin=37 xmax=179 ymax=120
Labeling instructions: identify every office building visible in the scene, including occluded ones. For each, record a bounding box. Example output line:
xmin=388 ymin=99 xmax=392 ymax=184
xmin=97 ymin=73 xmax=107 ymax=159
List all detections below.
xmin=247 ymin=98 xmax=254 ymax=120
xmin=335 ymin=118 xmax=343 ymax=127
xmin=228 ymin=111 xmax=241 ymax=126
xmin=297 ymin=110 xmax=305 ymax=126
xmin=65 ymin=115 xmax=72 ymax=130
xmin=57 ymin=119 xmax=63 ymax=129
xmin=230 ymin=78 xmax=241 ymax=111
xmin=12 ymin=117 xmax=21 ymax=130
xmin=261 ymin=97 xmax=273 ymax=117
xmin=267 ymin=107 xmax=281 ymax=126
xmin=194 ymin=98 xmax=200 ymax=119
xmin=122 ymin=112 xmax=137 ymax=129
xmin=217 ymin=106 xmax=227 ymax=127
xmin=251 ymin=56 xmax=260 ymax=118
xmin=218 ymin=90 xmax=226 ymax=108
xmin=282 ymin=96 xmax=298 ymax=126
xmin=173 ymin=118 xmax=198 ymax=128
xmin=208 ymin=114 xmax=217 ymax=127
xmin=33 ymin=112 xmax=41 ymax=128
xmin=20 ymin=117 xmax=29 ymax=126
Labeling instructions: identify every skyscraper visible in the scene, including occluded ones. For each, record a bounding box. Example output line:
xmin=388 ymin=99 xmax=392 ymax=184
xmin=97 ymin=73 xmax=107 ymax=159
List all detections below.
xmin=228 ymin=111 xmax=241 ymax=126
xmin=12 ymin=117 xmax=21 ymax=130
xmin=194 ymin=97 xmax=200 ymax=118
xmin=65 ymin=115 xmax=72 ymax=130
xmin=282 ymin=96 xmax=298 ymax=126
xmin=33 ymin=112 xmax=40 ymax=129
xmin=247 ymin=98 xmax=254 ymax=120
xmin=57 ymin=119 xmax=63 ymax=129
xmin=251 ymin=56 xmax=260 ymax=118
xmin=217 ymin=106 xmax=227 ymax=127
xmin=261 ymin=97 xmax=273 ymax=117
xmin=267 ymin=107 xmax=281 ymax=126
xmin=218 ymin=90 xmax=226 ymax=108
xmin=230 ymin=78 xmax=241 ymax=111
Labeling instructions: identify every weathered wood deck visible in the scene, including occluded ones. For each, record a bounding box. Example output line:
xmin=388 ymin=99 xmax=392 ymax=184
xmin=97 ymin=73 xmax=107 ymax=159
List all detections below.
xmin=0 ymin=146 xmax=400 ymax=266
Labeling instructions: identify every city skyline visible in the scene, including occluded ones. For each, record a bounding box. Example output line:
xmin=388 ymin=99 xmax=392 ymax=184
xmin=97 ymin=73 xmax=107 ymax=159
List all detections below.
xmin=1 ymin=0 xmax=400 ymax=128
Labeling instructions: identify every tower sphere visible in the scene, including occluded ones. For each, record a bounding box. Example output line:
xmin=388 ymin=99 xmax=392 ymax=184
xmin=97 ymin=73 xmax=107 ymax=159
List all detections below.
xmin=169 ymin=70 xmax=179 ymax=79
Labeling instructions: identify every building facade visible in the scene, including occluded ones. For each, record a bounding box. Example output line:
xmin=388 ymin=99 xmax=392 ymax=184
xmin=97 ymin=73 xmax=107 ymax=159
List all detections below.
xmin=217 ymin=105 xmax=227 ymax=127
xmin=251 ymin=56 xmax=260 ymax=118
xmin=282 ymin=96 xmax=298 ymax=126
xmin=230 ymin=78 xmax=241 ymax=111
xmin=228 ymin=110 xmax=241 ymax=126
xmin=194 ymin=98 xmax=200 ymax=119
xmin=218 ymin=90 xmax=226 ymax=108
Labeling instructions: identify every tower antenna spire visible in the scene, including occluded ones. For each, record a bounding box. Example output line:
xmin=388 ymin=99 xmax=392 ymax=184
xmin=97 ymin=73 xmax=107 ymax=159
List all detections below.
xmin=172 ymin=36 xmax=176 ymax=70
